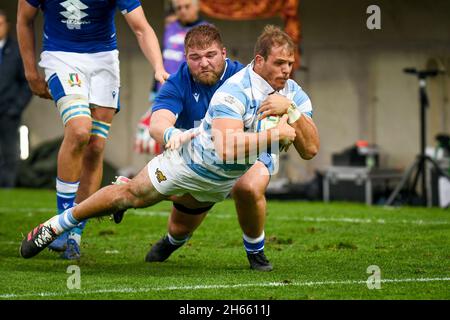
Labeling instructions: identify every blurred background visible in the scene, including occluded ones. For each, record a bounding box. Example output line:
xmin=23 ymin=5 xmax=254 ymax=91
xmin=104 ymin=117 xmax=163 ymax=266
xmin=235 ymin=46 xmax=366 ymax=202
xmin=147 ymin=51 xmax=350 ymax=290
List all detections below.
xmin=1 ymin=0 xmax=449 ymax=206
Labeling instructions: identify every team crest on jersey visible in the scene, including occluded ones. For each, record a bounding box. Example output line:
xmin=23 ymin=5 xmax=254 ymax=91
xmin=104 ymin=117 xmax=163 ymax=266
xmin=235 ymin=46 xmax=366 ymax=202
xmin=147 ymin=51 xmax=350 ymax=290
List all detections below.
xmin=68 ymin=73 xmax=82 ymax=87
xmin=155 ymin=168 xmax=167 ymax=183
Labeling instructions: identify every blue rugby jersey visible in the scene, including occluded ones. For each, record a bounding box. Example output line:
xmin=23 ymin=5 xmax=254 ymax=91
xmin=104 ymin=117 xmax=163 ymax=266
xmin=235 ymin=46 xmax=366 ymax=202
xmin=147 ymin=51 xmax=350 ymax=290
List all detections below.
xmin=152 ymin=59 xmax=244 ymax=130
xmin=26 ymin=0 xmax=141 ymax=53
xmin=181 ymin=62 xmax=314 ymax=181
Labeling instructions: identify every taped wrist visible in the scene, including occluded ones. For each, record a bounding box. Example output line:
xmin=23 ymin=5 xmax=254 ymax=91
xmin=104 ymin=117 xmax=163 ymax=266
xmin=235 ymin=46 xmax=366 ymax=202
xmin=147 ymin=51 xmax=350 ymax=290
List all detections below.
xmin=287 ymin=103 xmax=301 ymax=124
xmin=163 ymin=127 xmax=182 ymax=144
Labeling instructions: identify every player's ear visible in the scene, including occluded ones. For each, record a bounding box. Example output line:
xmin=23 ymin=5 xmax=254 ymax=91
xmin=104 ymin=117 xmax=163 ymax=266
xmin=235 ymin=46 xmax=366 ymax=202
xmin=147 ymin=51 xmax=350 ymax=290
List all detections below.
xmin=255 ymin=54 xmax=265 ymax=68
xmin=222 ymin=47 xmax=227 ymax=59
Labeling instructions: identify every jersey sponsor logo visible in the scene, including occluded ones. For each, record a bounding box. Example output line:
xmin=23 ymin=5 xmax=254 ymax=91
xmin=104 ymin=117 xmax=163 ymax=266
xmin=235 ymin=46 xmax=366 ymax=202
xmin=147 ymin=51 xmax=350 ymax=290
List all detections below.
xmin=68 ymin=73 xmax=82 ymax=87
xmin=155 ymin=168 xmax=167 ymax=183
xmin=163 ymin=48 xmax=184 ymax=62
xmin=168 ymin=33 xmax=186 ymax=46
xmin=193 ymin=93 xmax=200 ymax=102
xmin=224 ymin=95 xmax=235 ymax=105
xmin=60 ymin=0 xmax=89 ymax=30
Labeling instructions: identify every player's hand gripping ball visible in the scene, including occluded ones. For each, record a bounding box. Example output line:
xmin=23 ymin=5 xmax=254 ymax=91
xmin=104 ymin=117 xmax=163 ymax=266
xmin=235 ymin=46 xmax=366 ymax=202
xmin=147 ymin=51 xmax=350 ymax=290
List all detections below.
xmin=257 ymin=115 xmax=293 ymax=152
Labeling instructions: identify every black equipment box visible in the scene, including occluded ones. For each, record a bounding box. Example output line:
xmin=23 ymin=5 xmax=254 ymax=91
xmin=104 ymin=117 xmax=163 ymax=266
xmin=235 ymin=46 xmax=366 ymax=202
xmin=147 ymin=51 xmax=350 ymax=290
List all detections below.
xmin=323 ymin=166 xmax=403 ymax=205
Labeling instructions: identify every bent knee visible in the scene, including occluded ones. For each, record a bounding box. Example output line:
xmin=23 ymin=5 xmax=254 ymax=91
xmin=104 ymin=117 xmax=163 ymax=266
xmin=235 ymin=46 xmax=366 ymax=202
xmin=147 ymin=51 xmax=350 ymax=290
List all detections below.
xmin=85 ymin=137 xmax=106 ymax=157
xmin=232 ymin=181 xmax=264 ymax=200
xmin=65 ymin=126 xmax=92 ymax=149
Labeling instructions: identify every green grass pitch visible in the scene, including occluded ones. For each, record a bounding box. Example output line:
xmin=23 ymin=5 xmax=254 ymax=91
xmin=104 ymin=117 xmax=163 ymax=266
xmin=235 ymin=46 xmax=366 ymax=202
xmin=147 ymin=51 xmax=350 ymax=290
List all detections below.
xmin=0 ymin=189 xmax=449 ymax=300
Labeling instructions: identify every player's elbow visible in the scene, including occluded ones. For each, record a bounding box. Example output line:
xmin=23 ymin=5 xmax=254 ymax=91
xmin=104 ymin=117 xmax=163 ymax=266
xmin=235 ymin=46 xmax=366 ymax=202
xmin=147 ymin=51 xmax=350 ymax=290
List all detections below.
xmin=300 ymin=144 xmax=319 ymax=160
xmin=132 ymin=23 xmax=151 ymax=42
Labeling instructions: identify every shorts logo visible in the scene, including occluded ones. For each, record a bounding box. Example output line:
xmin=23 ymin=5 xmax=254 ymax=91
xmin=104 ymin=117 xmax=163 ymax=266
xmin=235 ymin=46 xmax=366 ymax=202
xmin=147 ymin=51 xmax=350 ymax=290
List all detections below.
xmin=155 ymin=168 xmax=167 ymax=183
xmin=68 ymin=73 xmax=82 ymax=87
xmin=112 ymin=91 xmax=117 ymax=99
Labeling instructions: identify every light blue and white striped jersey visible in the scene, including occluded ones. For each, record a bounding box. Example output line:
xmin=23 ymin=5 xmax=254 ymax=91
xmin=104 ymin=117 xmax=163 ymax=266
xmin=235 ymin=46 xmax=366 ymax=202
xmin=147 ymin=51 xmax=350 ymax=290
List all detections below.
xmin=180 ymin=62 xmax=313 ymax=181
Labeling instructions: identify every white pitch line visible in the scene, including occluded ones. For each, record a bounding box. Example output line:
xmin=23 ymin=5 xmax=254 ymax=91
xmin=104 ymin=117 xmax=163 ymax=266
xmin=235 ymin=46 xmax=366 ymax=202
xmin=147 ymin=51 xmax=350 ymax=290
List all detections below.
xmin=1 ymin=207 xmax=449 ymax=225
xmin=130 ymin=211 xmax=450 ymax=226
xmin=1 ymin=277 xmax=449 ymax=299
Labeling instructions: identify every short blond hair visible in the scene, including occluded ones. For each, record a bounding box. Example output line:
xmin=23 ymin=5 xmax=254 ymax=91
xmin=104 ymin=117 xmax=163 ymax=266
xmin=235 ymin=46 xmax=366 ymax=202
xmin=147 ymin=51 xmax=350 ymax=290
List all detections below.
xmin=254 ymin=25 xmax=295 ymax=60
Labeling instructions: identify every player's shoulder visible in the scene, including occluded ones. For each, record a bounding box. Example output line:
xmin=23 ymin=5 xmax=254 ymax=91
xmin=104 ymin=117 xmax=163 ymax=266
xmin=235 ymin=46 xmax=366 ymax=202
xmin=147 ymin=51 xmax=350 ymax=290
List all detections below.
xmin=222 ymin=64 xmax=250 ymax=88
xmin=286 ymin=78 xmax=304 ymax=92
xmin=212 ymin=68 xmax=250 ymax=107
xmin=226 ymin=59 xmax=245 ymax=75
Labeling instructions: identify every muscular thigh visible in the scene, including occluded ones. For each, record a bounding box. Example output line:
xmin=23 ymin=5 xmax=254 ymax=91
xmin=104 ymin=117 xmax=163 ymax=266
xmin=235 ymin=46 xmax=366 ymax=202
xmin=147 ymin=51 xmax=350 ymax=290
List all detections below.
xmin=90 ymin=106 xmax=115 ymax=123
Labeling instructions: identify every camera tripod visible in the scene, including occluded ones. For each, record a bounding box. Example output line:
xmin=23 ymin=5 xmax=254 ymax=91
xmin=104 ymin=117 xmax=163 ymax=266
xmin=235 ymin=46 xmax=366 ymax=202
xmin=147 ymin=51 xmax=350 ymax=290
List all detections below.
xmin=386 ymin=68 xmax=449 ymax=207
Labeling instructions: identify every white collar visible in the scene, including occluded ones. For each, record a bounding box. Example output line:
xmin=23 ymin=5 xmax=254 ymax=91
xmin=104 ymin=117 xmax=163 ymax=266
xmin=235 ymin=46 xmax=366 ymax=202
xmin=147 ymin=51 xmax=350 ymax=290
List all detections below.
xmin=219 ymin=58 xmax=229 ymax=81
xmin=0 ymin=39 xmax=6 ymax=49
xmin=248 ymin=61 xmax=277 ymax=96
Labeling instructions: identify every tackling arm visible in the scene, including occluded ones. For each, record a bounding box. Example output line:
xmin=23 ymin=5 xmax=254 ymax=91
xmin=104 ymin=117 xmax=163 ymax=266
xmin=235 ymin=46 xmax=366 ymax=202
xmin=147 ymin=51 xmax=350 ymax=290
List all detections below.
xmin=124 ymin=7 xmax=169 ymax=84
xmin=149 ymin=109 xmax=177 ymax=145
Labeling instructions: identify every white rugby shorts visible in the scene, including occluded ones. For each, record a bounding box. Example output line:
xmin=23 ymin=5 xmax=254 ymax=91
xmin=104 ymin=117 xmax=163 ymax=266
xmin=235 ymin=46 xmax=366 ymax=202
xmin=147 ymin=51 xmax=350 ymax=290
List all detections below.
xmin=147 ymin=149 xmax=237 ymax=203
xmin=39 ymin=50 xmax=120 ymax=109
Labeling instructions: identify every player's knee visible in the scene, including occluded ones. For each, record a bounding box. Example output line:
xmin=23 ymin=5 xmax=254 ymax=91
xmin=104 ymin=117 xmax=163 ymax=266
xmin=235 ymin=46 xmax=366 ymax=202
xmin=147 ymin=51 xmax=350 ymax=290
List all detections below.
xmin=65 ymin=125 xmax=91 ymax=151
xmin=123 ymin=181 xmax=152 ymax=208
xmin=85 ymin=137 xmax=106 ymax=158
xmin=233 ymin=180 xmax=263 ymax=201
xmin=111 ymin=184 xmax=137 ymax=210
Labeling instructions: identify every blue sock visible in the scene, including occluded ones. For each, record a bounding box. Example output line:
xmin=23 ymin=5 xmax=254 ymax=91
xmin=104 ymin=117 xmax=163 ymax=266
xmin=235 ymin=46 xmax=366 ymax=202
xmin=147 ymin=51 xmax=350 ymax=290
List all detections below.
xmin=56 ymin=178 xmax=79 ymax=214
xmin=243 ymin=232 xmax=265 ymax=254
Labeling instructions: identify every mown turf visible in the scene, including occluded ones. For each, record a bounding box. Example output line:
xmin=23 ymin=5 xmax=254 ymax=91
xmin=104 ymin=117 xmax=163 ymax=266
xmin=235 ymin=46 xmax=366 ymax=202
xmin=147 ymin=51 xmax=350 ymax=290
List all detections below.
xmin=0 ymin=189 xmax=449 ymax=300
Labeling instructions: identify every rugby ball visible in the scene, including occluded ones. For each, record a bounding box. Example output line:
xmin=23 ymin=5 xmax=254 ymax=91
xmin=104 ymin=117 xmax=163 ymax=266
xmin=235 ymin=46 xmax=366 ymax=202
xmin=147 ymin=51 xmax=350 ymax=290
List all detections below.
xmin=258 ymin=115 xmax=280 ymax=131
xmin=257 ymin=115 xmax=291 ymax=148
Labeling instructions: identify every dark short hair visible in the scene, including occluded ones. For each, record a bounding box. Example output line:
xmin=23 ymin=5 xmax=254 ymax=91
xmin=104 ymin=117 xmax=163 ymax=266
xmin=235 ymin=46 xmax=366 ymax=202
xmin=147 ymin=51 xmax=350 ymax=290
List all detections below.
xmin=254 ymin=25 xmax=295 ymax=60
xmin=184 ymin=24 xmax=223 ymax=53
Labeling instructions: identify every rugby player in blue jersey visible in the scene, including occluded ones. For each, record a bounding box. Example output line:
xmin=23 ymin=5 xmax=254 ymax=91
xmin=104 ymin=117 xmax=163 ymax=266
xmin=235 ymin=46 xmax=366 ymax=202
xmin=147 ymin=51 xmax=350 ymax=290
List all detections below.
xmin=20 ymin=25 xmax=320 ymax=272
xmin=141 ymin=24 xmax=276 ymax=271
xmin=17 ymin=0 xmax=168 ymax=259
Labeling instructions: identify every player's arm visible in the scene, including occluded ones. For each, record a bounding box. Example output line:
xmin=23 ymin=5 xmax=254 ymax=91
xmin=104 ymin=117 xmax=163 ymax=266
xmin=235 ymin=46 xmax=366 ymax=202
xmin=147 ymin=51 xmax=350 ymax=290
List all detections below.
xmin=290 ymin=114 xmax=319 ymax=160
xmin=124 ymin=7 xmax=169 ymax=84
xmin=149 ymin=109 xmax=177 ymax=145
xmin=212 ymin=115 xmax=295 ymax=162
xmin=259 ymin=89 xmax=319 ymax=159
xmin=16 ymin=0 xmax=51 ymax=99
